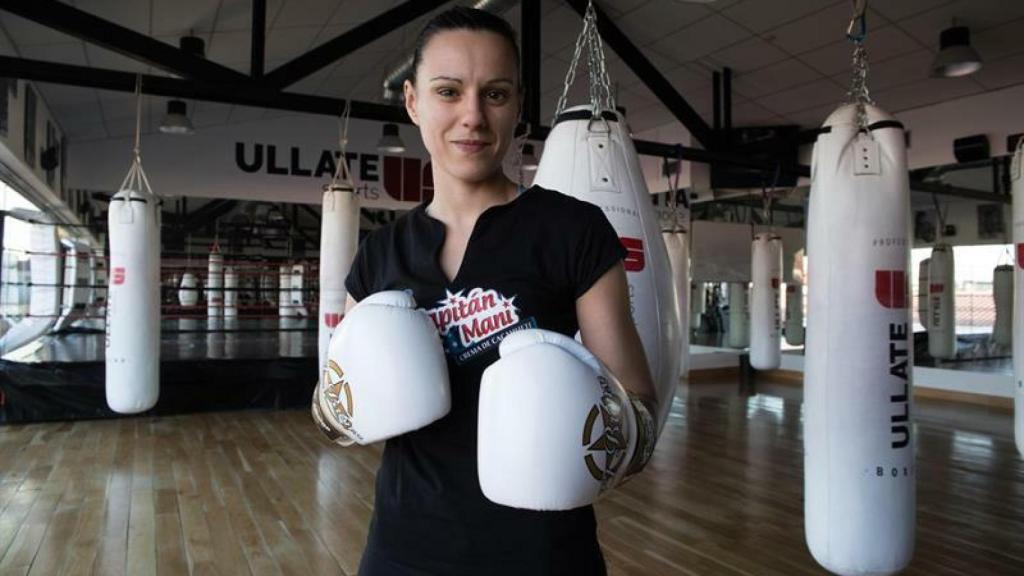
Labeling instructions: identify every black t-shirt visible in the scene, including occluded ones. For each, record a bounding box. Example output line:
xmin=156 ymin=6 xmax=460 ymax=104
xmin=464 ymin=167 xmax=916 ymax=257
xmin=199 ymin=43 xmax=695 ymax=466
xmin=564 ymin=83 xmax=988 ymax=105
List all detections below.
xmin=345 ymin=185 xmax=627 ymax=576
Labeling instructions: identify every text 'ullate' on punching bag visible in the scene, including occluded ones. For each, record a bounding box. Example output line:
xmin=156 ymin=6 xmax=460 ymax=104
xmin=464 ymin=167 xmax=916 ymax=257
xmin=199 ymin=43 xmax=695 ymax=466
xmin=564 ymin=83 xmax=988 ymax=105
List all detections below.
xmin=805 ymin=102 xmax=915 ymax=576
xmin=928 ymin=244 xmax=956 ymax=360
xmin=534 ymin=105 xmax=680 ymax=433
xmin=750 ymin=234 xmax=782 ymax=370
xmin=1012 ymin=141 xmax=1024 ymax=456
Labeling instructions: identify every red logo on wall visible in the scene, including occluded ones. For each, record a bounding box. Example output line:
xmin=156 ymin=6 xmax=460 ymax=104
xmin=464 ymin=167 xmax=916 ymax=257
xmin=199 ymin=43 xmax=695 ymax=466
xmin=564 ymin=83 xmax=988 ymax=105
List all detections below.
xmin=875 ymin=270 xmax=907 ymax=309
xmin=620 ymin=237 xmax=644 ymax=272
xmin=113 ymin=267 xmax=125 ymax=285
xmin=324 ymin=313 xmax=343 ymax=328
xmin=383 ymin=156 xmax=434 ymax=203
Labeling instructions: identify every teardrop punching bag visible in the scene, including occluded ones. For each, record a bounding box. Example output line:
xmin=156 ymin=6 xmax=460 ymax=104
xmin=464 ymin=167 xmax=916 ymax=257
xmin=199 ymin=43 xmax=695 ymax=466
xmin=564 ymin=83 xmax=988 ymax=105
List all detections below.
xmin=534 ymin=106 xmax=681 ymax=432
xmin=993 ymin=264 xmax=1012 ymax=347
xmin=750 ymin=234 xmax=782 ymax=370
xmin=785 ymin=283 xmax=805 ymax=346
xmin=662 ymin=231 xmax=690 ymax=377
xmin=727 ymin=282 xmax=750 ymax=348
xmin=106 ymin=187 xmax=161 ymax=413
xmin=917 ymin=258 xmax=930 ymax=331
xmin=805 ymin=103 xmax=914 ymax=575
xmin=691 ymin=282 xmax=704 ymax=331
xmin=1012 ymin=142 xmax=1024 ymax=457
xmin=928 ymin=244 xmax=956 ymax=360
xmin=207 ymin=249 xmax=223 ymax=318
xmin=319 ymin=185 xmax=361 ymax=383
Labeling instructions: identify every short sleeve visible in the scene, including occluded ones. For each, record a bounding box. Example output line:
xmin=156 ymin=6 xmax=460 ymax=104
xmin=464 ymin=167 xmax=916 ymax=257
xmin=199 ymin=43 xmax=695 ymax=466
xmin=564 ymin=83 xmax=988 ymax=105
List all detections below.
xmin=344 ymin=239 xmax=373 ymax=302
xmin=573 ymin=204 xmax=627 ymax=298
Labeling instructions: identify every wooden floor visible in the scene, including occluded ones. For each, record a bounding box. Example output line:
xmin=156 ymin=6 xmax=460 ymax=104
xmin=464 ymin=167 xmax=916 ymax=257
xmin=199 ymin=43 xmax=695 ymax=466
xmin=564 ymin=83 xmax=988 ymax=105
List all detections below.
xmin=1 ymin=380 xmax=1022 ymax=575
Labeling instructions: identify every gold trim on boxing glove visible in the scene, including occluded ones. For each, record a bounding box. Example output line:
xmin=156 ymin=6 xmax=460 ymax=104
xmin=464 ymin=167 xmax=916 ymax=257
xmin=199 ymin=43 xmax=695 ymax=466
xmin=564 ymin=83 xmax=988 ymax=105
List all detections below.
xmin=317 ymin=359 xmax=363 ymax=444
xmin=582 ymin=377 xmax=629 ymax=488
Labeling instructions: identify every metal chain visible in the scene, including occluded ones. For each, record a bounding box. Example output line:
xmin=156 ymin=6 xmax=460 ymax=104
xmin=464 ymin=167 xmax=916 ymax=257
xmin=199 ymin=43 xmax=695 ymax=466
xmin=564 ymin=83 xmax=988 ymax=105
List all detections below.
xmin=553 ymin=0 xmax=617 ymax=123
xmin=846 ymin=0 xmax=872 ymax=132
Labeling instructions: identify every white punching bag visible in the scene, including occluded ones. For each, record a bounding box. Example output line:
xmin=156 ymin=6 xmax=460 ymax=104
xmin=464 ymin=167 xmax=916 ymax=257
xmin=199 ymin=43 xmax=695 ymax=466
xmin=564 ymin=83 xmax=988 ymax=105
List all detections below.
xmin=278 ymin=266 xmax=293 ymax=318
xmin=106 ymin=187 xmax=161 ymax=413
xmin=224 ymin=267 xmax=238 ymax=317
xmin=178 ymin=273 xmax=199 ymax=307
xmin=750 ymin=234 xmax=782 ymax=370
xmin=993 ymin=264 xmax=1012 ymax=347
xmin=1012 ymin=141 xmax=1024 ymax=457
xmin=785 ymin=283 xmax=805 ymax=346
xmin=928 ymin=244 xmax=956 ymax=360
xmin=0 ymin=219 xmax=60 ymax=355
xmin=662 ymin=231 xmax=690 ymax=377
xmin=206 ymin=248 xmax=223 ymax=318
xmin=727 ymin=282 xmax=750 ymax=348
xmin=691 ymin=282 xmax=704 ymax=331
xmin=535 ymin=105 xmax=681 ymax=432
xmin=917 ymin=258 xmax=930 ymax=331
xmin=319 ymin=185 xmax=361 ymax=383
xmin=805 ymin=103 xmax=914 ymax=575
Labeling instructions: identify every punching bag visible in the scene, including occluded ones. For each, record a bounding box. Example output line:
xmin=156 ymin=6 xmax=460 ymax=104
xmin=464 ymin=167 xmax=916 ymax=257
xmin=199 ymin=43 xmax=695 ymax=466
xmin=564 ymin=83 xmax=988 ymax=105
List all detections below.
xmin=224 ymin=267 xmax=238 ymax=317
xmin=319 ymin=185 xmax=361 ymax=382
xmin=993 ymin=264 xmax=1012 ymax=347
xmin=179 ymin=273 xmax=199 ymax=307
xmin=785 ymin=283 xmax=805 ymax=346
xmin=534 ymin=105 xmax=681 ymax=432
xmin=106 ymin=187 xmax=161 ymax=413
xmin=278 ymin=266 xmax=292 ymax=317
xmin=928 ymin=244 xmax=956 ymax=360
xmin=0 ymin=219 xmax=60 ymax=355
xmin=750 ymin=234 xmax=782 ymax=370
xmin=805 ymin=103 xmax=914 ymax=575
xmin=207 ymin=248 xmax=223 ymax=318
xmin=691 ymin=282 xmax=704 ymax=331
xmin=662 ymin=231 xmax=690 ymax=377
xmin=917 ymin=258 xmax=930 ymax=331
xmin=1012 ymin=142 xmax=1024 ymax=456
xmin=727 ymin=282 xmax=750 ymax=348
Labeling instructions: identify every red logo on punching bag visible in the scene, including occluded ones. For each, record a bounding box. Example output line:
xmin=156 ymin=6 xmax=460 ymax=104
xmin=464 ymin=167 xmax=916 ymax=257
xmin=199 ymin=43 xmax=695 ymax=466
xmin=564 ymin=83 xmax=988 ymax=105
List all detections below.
xmin=771 ymin=278 xmax=780 ymax=289
xmin=113 ymin=267 xmax=125 ymax=285
xmin=1017 ymin=243 xmax=1024 ymax=268
xmin=929 ymin=283 xmax=944 ymax=294
xmin=324 ymin=313 xmax=343 ymax=328
xmin=620 ymin=237 xmax=644 ymax=272
xmin=875 ymin=270 xmax=907 ymax=309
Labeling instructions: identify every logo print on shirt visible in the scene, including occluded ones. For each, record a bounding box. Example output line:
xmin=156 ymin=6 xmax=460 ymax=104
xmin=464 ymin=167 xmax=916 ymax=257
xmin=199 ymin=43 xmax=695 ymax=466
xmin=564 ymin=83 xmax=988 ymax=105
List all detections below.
xmin=424 ymin=287 xmax=535 ymax=364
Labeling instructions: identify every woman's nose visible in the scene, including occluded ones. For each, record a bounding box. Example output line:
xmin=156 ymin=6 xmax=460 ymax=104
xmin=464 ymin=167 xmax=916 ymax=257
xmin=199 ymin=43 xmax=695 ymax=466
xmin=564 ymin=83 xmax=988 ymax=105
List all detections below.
xmin=459 ymin=94 xmax=487 ymax=129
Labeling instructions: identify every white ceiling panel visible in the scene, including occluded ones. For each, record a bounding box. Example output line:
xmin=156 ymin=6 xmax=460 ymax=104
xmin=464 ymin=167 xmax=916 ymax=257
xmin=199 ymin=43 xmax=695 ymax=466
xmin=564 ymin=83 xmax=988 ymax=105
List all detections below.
xmin=873 ymin=77 xmax=983 ymax=112
xmin=757 ymin=78 xmax=846 ymax=115
xmin=783 ymin=102 xmax=838 ymax=129
xmin=215 ymin=0 xmax=286 ymax=32
xmin=20 ymin=42 xmax=88 ymax=66
xmin=327 ymin=0 xmax=402 ymax=25
xmin=541 ymin=6 xmax=586 ymax=56
xmin=0 ymin=13 xmax=79 ymax=47
xmin=652 ymin=14 xmax=751 ymax=64
xmin=617 ymin=0 xmax=713 ymax=48
xmin=34 ymin=82 xmax=93 ymax=112
xmin=77 ymin=0 xmax=150 ymax=34
xmin=723 ymin=0 xmax=843 ymax=34
xmin=84 ymin=44 xmax=150 ymax=73
xmin=763 ymin=3 xmax=884 ymax=56
xmin=274 ymin=0 xmax=339 ymax=28
xmin=845 ymin=49 xmax=936 ymax=92
xmin=601 ymin=0 xmax=649 ymax=18
xmin=730 ymin=100 xmax=786 ymax=126
xmin=797 ymin=25 xmax=921 ymax=76
xmin=206 ymin=30 xmax=252 ymax=66
xmin=266 ymin=26 xmax=322 ymax=63
xmin=894 ymin=0 xmax=1024 ymax=50
xmin=972 ymin=52 xmax=1024 ymax=90
xmin=870 ymin=0 xmax=958 ymax=22
xmin=732 ymin=58 xmax=822 ymax=99
xmin=152 ymin=0 xmax=220 ymax=35
xmin=705 ymin=36 xmax=788 ymax=73
xmin=63 ymin=121 xmax=109 ymax=141
xmin=663 ymin=63 xmax=715 ymax=98
xmin=972 ymin=18 xmax=1024 ymax=62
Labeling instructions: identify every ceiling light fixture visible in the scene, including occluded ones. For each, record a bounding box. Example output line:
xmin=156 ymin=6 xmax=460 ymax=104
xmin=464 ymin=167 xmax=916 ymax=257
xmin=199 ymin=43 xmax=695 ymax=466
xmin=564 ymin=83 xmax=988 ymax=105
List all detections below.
xmin=521 ymin=144 xmax=539 ymax=172
xmin=376 ymin=123 xmax=406 ymax=153
xmin=931 ymin=25 xmax=983 ymax=78
xmin=159 ymin=100 xmax=194 ymax=135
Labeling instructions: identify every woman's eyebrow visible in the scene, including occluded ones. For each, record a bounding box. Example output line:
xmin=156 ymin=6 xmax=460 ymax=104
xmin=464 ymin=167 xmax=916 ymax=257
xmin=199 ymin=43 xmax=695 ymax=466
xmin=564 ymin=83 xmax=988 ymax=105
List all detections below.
xmin=429 ymin=76 xmax=463 ymax=83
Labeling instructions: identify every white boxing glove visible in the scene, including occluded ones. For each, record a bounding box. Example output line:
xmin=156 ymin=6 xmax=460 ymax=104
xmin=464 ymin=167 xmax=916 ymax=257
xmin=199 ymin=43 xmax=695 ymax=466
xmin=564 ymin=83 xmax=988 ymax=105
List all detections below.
xmin=477 ymin=329 xmax=655 ymax=511
xmin=311 ymin=290 xmax=450 ymax=446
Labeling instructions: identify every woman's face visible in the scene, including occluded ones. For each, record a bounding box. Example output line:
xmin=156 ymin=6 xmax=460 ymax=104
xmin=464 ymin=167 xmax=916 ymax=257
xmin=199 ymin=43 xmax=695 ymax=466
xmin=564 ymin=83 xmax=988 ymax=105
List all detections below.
xmin=405 ymin=29 xmax=520 ymax=185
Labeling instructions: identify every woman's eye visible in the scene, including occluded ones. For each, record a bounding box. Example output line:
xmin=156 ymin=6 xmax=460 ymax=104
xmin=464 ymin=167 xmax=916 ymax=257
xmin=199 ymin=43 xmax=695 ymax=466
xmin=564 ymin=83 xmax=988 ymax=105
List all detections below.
xmin=437 ymin=87 xmax=457 ymax=98
xmin=486 ymin=90 xmax=509 ymax=103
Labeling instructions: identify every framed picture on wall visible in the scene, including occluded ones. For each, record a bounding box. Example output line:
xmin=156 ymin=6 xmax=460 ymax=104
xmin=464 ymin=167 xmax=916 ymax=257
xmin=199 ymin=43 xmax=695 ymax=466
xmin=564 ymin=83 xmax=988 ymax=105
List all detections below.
xmin=977 ymin=203 xmax=1005 ymax=240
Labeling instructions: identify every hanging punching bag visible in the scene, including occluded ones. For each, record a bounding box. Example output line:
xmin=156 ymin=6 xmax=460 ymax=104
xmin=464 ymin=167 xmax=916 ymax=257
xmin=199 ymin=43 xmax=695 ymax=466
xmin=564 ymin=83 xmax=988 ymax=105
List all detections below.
xmin=785 ymin=283 xmax=805 ymax=346
xmin=106 ymin=187 xmax=161 ymax=413
xmin=993 ymin=264 xmax=1012 ymax=347
xmin=1012 ymin=142 xmax=1024 ymax=457
xmin=534 ymin=105 xmax=681 ymax=432
xmin=727 ymin=282 xmax=750 ymax=348
xmin=663 ymin=231 xmax=690 ymax=377
xmin=319 ymin=184 xmax=361 ymax=383
xmin=928 ymin=244 xmax=956 ymax=360
xmin=207 ymin=248 xmax=223 ymax=318
xmin=805 ymin=103 xmax=914 ymax=576
xmin=917 ymin=258 xmax=930 ymax=331
xmin=750 ymin=234 xmax=782 ymax=370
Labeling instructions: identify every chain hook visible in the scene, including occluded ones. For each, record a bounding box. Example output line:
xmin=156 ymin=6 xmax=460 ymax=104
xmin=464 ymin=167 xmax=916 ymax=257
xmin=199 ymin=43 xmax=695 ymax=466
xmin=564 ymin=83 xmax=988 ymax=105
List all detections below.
xmin=846 ymin=0 xmax=868 ymax=43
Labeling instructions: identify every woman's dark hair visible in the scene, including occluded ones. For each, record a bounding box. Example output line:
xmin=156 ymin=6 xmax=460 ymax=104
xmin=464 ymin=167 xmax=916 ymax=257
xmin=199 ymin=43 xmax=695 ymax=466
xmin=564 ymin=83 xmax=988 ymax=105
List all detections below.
xmin=410 ymin=6 xmax=520 ymax=84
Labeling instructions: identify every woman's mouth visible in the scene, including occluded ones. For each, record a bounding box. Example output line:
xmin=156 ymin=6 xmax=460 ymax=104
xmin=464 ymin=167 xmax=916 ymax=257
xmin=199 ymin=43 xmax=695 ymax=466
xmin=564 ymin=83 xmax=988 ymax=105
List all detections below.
xmin=452 ymin=139 xmax=490 ymax=154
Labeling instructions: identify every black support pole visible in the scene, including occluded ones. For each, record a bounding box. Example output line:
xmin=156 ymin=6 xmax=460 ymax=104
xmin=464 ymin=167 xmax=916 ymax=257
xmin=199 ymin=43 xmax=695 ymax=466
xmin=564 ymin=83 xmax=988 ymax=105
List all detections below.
xmin=522 ymin=0 xmax=541 ymax=129
xmin=723 ymin=67 xmax=733 ymax=149
xmin=251 ymin=0 xmax=266 ymax=78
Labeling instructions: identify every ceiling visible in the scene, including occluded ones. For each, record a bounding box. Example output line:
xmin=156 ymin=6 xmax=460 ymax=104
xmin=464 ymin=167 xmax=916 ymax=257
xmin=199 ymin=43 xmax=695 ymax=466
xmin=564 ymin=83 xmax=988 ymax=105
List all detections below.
xmin=2 ymin=0 xmax=1023 ymax=143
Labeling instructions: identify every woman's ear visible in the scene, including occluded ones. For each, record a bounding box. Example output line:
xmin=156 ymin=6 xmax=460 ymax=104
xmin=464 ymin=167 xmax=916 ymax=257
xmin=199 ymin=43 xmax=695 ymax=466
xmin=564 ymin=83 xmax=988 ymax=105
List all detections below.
xmin=404 ymin=79 xmax=419 ymax=126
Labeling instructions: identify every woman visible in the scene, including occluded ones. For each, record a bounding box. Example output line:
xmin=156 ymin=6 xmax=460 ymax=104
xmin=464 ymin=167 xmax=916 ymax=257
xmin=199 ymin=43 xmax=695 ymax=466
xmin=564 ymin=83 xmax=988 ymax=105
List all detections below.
xmin=341 ymin=7 xmax=657 ymax=575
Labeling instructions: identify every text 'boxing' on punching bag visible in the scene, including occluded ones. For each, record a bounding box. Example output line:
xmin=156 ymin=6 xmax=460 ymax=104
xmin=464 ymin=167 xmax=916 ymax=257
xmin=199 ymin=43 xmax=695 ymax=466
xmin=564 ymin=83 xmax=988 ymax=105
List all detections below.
xmin=993 ymin=264 xmax=1012 ymax=347
xmin=805 ymin=103 xmax=915 ymax=576
xmin=534 ymin=105 xmax=680 ymax=433
xmin=928 ymin=244 xmax=956 ymax=360
xmin=750 ymin=234 xmax=782 ymax=370
xmin=1012 ymin=141 xmax=1024 ymax=456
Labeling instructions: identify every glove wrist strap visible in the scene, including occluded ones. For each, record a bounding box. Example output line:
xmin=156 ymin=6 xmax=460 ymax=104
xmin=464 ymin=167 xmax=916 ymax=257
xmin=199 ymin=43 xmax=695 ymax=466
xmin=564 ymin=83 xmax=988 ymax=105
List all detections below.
xmin=625 ymin=396 xmax=656 ymax=478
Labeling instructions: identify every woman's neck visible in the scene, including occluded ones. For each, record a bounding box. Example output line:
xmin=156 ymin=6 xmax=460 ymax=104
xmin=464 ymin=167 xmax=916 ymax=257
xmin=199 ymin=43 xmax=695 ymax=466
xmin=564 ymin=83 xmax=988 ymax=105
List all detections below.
xmin=426 ymin=168 xmax=518 ymax=230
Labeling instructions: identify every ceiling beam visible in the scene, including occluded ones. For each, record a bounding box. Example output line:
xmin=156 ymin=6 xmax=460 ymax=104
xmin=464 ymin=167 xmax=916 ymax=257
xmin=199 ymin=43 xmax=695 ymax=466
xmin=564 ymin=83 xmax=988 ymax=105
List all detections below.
xmin=0 ymin=0 xmax=252 ymax=86
xmin=561 ymin=0 xmax=715 ymax=149
xmin=262 ymin=0 xmax=452 ymax=90
xmin=251 ymin=0 xmax=266 ymax=79
xmin=521 ymin=0 xmax=542 ymax=129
